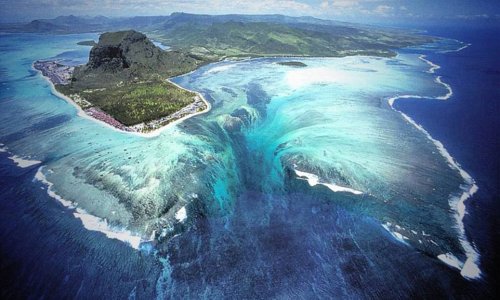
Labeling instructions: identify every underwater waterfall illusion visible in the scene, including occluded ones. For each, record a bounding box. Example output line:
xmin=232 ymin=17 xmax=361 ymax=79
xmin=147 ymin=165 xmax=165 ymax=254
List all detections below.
xmin=0 ymin=33 xmax=482 ymax=298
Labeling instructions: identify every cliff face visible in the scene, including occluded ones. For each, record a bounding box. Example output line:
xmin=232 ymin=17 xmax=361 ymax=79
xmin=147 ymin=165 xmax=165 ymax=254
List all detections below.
xmin=86 ymin=31 xmax=161 ymax=72
xmin=73 ymin=30 xmax=164 ymax=85
xmin=72 ymin=30 xmax=200 ymax=88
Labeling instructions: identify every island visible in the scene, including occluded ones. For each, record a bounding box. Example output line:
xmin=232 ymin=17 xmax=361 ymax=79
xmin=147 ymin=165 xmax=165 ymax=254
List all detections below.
xmin=277 ymin=61 xmax=307 ymax=67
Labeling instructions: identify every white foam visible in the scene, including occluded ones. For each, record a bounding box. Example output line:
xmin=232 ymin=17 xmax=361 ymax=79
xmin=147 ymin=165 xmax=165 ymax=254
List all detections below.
xmin=205 ymin=64 xmax=234 ymax=74
xmin=0 ymin=144 xmax=41 ymax=168
xmin=294 ymin=169 xmax=363 ymax=195
xmin=8 ymin=155 xmax=41 ymax=168
xmin=435 ymin=76 xmax=453 ymax=100
xmin=438 ymin=253 xmax=464 ymax=270
xmin=175 ymin=206 xmax=187 ymax=222
xmin=454 ymin=43 xmax=471 ymax=52
xmin=441 ymin=41 xmax=471 ymax=53
xmin=419 ymin=55 xmax=440 ymax=74
xmin=34 ymin=166 xmax=143 ymax=250
xmin=398 ymin=112 xmax=481 ymax=278
xmin=388 ymin=57 xmax=452 ymax=105
xmin=387 ymin=54 xmax=481 ymax=279
xmin=398 ymin=112 xmax=481 ymax=279
xmin=461 ymin=255 xmax=482 ymax=279
xmin=382 ymin=223 xmax=409 ymax=245
xmin=322 ymin=182 xmax=364 ymax=195
xmin=34 ymin=167 xmax=75 ymax=208
xmin=73 ymin=208 xmax=141 ymax=250
xmin=295 ymin=169 xmax=320 ymax=185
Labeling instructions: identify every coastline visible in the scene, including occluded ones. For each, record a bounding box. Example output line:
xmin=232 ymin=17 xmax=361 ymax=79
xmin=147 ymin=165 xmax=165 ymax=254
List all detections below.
xmin=387 ymin=50 xmax=481 ymax=279
xmin=33 ymin=61 xmax=212 ymax=138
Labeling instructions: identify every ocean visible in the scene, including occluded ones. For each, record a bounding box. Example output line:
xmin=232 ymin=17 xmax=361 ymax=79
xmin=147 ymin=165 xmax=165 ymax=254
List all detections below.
xmin=394 ymin=25 xmax=500 ymax=292
xmin=0 ymin=26 xmax=497 ymax=298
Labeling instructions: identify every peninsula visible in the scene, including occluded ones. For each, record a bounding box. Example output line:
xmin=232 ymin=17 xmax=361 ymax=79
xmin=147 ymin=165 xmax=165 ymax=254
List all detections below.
xmin=35 ymin=30 xmax=210 ymax=133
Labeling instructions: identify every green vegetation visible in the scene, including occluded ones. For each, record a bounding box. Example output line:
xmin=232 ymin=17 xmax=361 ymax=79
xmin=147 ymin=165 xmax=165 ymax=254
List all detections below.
xmin=277 ymin=61 xmax=307 ymax=67
xmin=157 ymin=21 xmax=434 ymax=58
xmin=77 ymin=40 xmax=96 ymax=46
xmin=6 ymin=13 xmax=436 ymax=60
xmin=57 ymin=81 xmax=195 ymax=126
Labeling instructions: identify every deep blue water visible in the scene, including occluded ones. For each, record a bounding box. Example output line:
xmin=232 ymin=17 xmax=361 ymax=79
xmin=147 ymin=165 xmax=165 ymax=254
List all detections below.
xmin=395 ymin=26 xmax=500 ymax=288
xmin=0 ymin=26 xmax=498 ymax=299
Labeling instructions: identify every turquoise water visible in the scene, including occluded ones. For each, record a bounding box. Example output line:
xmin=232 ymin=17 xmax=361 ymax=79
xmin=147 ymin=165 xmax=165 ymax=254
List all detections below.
xmin=0 ymin=33 xmax=484 ymax=297
xmin=173 ymin=55 xmax=466 ymax=259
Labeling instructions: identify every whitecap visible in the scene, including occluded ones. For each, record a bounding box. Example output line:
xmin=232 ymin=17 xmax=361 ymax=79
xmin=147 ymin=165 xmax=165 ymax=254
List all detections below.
xmin=294 ymin=169 xmax=363 ymax=195
xmin=34 ymin=166 xmax=143 ymax=250
xmin=381 ymin=223 xmax=410 ymax=245
xmin=387 ymin=54 xmax=481 ymax=279
xmin=438 ymin=253 xmax=464 ymax=270
xmin=8 ymin=155 xmax=41 ymax=168
xmin=0 ymin=144 xmax=41 ymax=168
xmin=419 ymin=55 xmax=440 ymax=74
xmin=175 ymin=206 xmax=187 ymax=223
xmin=73 ymin=208 xmax=142 ymax=250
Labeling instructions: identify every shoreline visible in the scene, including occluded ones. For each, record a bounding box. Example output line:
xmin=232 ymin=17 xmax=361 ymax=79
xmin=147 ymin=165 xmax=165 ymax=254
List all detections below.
xmin=33 ymin=61 xmax=211 ymax=138
xmin=387 ymin=50 xmax=481 ymax=279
